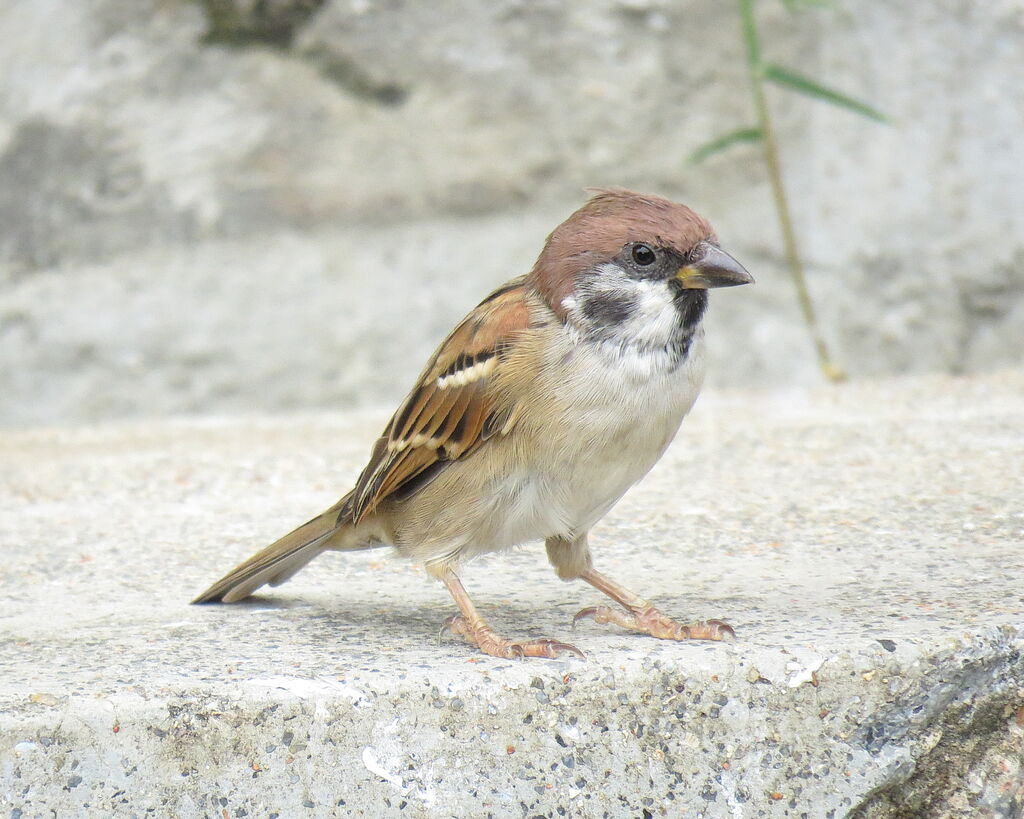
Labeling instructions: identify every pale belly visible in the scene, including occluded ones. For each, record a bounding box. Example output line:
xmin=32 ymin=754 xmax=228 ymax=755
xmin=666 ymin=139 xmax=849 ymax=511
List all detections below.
xmin=460 ymin=333 xmax=707 ymax=557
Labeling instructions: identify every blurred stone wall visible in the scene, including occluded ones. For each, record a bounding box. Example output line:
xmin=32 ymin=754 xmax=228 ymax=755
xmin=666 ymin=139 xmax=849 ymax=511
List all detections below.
xmin=1 ymin=0 xmax=1022 ymax=426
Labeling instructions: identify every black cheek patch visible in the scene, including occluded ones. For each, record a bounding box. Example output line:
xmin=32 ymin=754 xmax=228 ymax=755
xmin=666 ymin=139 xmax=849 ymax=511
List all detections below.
xmin=580 ymin=292 xmax=638 ymax=325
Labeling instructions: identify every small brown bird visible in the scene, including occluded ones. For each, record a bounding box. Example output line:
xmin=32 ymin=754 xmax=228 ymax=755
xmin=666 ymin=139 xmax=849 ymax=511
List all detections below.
xmin=193 ymin=189 xmax=753 ymax=659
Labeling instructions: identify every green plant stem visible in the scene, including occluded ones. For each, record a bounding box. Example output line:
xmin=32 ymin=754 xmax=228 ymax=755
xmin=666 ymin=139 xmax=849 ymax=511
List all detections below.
xmin=738 ymin=0 xmax=844 ymax=382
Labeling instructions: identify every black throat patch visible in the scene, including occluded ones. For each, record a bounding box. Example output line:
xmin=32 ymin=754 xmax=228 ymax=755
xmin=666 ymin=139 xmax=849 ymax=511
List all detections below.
xmin=673 ymin=289 xmax=708 ymax=331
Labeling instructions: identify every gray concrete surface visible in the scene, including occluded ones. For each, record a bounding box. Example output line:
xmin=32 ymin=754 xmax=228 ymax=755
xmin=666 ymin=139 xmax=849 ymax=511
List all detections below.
xmin=3 ymin=1 xmax=1024 ymax=426
xmin=2 ymin=371 xmax=1023 ymax=817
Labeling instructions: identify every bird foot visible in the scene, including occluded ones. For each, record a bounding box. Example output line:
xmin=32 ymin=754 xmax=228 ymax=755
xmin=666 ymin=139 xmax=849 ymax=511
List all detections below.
xmin=441 ymin=615 xmax=585 ymax=660
xmin=573 ymin=605 xmax=734 ymax=642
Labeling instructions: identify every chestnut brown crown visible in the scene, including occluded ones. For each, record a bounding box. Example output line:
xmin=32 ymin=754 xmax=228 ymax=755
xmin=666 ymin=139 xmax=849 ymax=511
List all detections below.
xmin=529 ymin=189 xmax=717 ymax=317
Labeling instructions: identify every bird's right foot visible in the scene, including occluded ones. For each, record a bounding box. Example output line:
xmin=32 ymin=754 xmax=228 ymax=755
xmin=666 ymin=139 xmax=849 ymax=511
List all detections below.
xmin=441 ymin=615 xmax=585 ymax=660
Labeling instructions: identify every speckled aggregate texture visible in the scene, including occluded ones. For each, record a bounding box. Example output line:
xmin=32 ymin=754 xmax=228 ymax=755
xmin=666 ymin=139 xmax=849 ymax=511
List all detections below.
xmin=2 ymin=372 xmax=1022 ymax=818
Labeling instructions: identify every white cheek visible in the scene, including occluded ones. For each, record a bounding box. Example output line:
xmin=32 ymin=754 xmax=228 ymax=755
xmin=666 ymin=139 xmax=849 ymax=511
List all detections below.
xmin=580 ymin=264 xmax=679 ymax=349
xmin=620 ymin=279 xmax=679 ymax=347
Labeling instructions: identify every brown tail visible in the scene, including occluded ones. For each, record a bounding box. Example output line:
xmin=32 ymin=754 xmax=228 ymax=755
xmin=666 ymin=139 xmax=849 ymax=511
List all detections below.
xmin=192 ymin=493 xmax=375 ymax=604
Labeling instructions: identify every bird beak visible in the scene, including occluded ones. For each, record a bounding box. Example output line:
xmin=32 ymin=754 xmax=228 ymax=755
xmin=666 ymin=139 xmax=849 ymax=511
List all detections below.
xmin=675 ymin=242 xmax=754 ymax=289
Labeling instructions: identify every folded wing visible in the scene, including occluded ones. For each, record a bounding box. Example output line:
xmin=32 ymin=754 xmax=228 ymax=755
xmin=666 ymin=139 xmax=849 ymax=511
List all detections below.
xmin=348 ymin=276 xmax=536 ymax=523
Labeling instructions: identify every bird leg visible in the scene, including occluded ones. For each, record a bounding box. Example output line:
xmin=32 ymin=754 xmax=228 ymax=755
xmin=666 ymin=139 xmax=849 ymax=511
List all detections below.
xmin=436 ymin=568 xmax=584 ymax=660
xmin=573 ymin=568 xmax=734 ymax=642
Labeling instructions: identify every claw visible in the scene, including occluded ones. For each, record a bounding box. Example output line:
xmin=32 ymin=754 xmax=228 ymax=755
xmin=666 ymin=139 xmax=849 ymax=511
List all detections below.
xmin=572 ymin=607 xmax=600 ymax=628
xmin=705 ymin=619 xmax=737 ymax=640
xmin=534 ymin=638 xmax=587 ymax=660
xmin=438 ymin=614 xmax=458 ymax=645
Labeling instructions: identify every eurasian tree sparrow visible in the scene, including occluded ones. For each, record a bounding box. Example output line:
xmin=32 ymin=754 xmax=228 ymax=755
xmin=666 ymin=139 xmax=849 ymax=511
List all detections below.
xmin=194 ymin=189 xmax=753 ymax=659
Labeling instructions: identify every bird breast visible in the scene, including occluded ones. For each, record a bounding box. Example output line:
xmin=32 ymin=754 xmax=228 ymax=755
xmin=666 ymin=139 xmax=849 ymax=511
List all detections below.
xmin=471 ymin=325 xmax=707 ymax=553
xmin=540 ymin=327 xmax=707 ymax=527
xmin=396 ymin=320 xmax=707 ymax=566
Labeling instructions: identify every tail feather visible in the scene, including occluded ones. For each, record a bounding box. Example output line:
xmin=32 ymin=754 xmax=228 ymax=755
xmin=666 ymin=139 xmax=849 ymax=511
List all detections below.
xmin=192 ymin=493 xmax=366 ymax=604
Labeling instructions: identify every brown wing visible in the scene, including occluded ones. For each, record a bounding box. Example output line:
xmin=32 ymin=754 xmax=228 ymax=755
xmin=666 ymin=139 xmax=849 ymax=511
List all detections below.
xmin=347 ymin=276 xmax=535 ymax=524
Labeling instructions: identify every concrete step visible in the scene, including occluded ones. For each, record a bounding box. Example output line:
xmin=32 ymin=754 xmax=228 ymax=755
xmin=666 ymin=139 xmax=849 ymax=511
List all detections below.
xmin=2 ymin=371 xmax=1022 ymax=818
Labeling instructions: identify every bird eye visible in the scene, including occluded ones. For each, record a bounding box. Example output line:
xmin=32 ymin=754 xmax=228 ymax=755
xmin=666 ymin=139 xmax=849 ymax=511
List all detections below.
xmin=631 ymin=244 xmax=656 ymax=266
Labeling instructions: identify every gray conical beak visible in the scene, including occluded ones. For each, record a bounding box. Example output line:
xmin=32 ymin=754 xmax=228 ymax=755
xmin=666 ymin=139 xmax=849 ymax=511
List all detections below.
xmin=674 ymin=241 xmax=754 ymax=289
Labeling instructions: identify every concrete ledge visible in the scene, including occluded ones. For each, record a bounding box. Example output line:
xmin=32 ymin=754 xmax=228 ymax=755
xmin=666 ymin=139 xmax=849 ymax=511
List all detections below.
xmin=2 ymin=372 xmax=1023 ymax=817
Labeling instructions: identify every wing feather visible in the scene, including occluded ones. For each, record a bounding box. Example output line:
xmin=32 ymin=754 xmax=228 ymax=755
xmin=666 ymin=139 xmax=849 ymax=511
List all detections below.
xmin=349 ymin=276 xmax=537 ymax=523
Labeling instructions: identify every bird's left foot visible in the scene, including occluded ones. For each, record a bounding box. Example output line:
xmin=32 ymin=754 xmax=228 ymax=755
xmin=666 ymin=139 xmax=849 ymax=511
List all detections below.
xmin=573 ymin=605 xmax=734 ymax=642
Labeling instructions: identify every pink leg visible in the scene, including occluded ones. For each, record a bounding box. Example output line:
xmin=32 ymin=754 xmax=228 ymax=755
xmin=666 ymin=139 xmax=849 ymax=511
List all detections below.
xmin=573 ymin=568 xmax=734 ymax=642
xmin=438 ymin=569 xmax=585 ymax=660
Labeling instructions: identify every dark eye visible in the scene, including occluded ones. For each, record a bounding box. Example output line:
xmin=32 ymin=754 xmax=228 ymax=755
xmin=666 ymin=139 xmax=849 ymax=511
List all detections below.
xmin=631 ymin=244 xmax=656 ymax=266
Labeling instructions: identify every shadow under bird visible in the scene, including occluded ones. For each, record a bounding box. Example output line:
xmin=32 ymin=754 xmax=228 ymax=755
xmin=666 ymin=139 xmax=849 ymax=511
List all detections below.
xmin=193 ymin=189 xmax=754 ymax=659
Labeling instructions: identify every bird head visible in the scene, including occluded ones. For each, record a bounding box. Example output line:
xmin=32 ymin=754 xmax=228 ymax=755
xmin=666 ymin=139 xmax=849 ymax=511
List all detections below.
xmin=529 ymin=189 xmax=753 ymax=351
